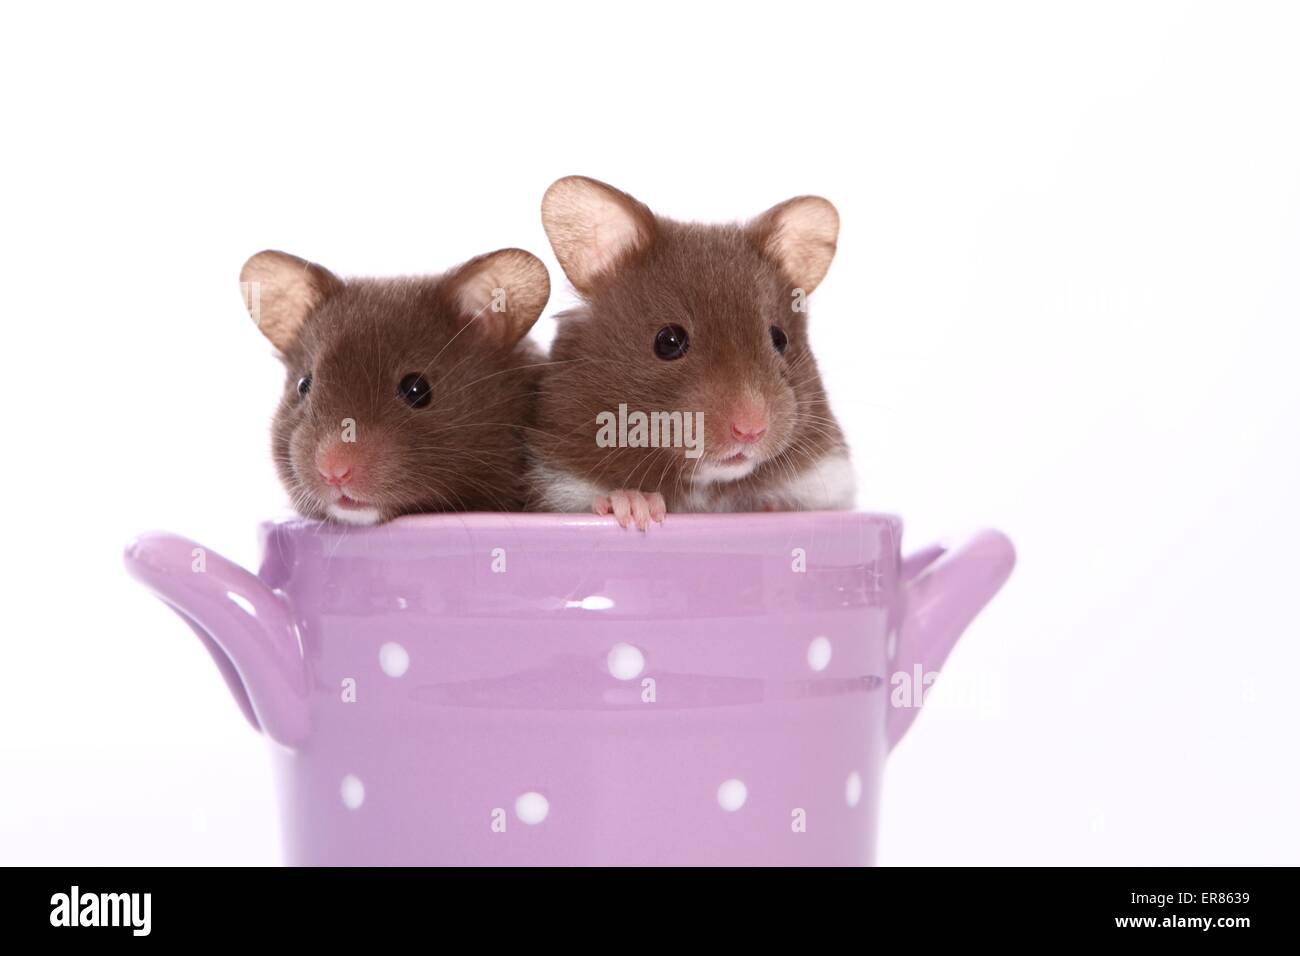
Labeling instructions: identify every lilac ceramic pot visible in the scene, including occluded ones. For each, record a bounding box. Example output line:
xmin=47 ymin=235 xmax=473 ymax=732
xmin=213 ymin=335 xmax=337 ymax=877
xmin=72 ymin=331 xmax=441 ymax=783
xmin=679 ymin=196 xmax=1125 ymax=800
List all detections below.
xmin=123 ymin=513 xmax=1013 ymax=866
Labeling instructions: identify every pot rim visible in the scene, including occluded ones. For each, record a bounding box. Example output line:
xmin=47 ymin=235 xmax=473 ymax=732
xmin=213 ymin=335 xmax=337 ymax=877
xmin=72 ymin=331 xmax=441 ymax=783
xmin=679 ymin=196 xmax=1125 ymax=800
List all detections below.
xmin=258 ymin=509 xmax=903 ymax=538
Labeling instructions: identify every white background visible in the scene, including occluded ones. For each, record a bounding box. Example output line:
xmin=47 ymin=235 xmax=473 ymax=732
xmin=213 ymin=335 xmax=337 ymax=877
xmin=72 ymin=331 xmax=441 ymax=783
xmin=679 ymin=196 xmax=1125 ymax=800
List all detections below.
xmin=2 ymin=1 xmax=1297 ymax=865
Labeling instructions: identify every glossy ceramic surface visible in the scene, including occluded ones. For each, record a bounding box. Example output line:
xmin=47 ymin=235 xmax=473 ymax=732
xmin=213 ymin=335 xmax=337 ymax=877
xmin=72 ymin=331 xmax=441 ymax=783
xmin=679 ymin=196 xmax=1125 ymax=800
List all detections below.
xmin=123 ymin=512 xmax=1014 ymax=866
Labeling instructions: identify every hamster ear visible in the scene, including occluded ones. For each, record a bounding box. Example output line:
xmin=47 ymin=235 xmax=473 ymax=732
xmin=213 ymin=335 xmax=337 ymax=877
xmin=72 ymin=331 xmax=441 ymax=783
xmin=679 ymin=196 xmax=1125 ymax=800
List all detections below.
xmin=750 ymin=196 xmax=840 ymax=294
xmin=541 ymin=176 xmax=656 ymax=294
xmin=447 ymin=248 xmax=551 ymax=346
xmin=239 ymin=250 xmax=342 ymax=351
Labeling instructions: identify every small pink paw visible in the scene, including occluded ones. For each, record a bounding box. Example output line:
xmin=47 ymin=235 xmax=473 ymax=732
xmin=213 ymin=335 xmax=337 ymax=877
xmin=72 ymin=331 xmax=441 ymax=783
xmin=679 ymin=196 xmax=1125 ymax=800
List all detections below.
xmin=593 ymin=489 xmax=667 ymax=530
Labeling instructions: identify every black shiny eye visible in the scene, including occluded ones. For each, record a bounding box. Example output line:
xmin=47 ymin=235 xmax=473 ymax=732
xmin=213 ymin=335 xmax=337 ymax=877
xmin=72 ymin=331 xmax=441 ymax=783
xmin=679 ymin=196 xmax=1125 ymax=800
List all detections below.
xmin=398 ymin=372 xmax=432 ymax=409
xmin=296 ymin=375 xmax=312 ymax=397
xmin=654 ymin=324 xmax=689 ymax=361
xmin=770 ymin=326 xmax=789 ymax=354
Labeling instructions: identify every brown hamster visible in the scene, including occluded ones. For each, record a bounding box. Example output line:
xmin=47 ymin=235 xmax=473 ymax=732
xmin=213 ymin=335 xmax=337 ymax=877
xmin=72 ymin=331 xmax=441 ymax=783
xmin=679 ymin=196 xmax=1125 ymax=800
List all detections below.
xmin=528 ymin=175 xmax=855 ymax=529
xmin=239 ymin=248 xmax=549 ymax=524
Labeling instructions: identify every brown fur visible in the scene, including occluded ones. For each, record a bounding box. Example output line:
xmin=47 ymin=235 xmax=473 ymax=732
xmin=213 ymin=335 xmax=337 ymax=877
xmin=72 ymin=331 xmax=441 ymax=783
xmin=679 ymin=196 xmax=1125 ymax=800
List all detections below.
xmin=243 ymin=249 xmax=548 ymax=522
xmin=529 ymin=177 xmax=851 ymax=513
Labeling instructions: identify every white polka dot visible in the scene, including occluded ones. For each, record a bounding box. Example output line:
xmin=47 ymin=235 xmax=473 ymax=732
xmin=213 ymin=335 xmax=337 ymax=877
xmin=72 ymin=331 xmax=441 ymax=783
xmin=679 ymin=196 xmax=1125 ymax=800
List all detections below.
xmin=846 ymin=771 xmax=863 ymax=808
xmin=340 ymin=774 xmax=365 ymax=809
xmin=379 ymin=641 xmax=409 ymax=678
xmin=807 ymin=636 xmax=832 ymax=672
xmin=515 ymin=791 xmax=549 ymax=825
xmin=607 ymin=643 xmax=645 ymax=680
xmin=717 ymin=778 xmax=748 ymax=812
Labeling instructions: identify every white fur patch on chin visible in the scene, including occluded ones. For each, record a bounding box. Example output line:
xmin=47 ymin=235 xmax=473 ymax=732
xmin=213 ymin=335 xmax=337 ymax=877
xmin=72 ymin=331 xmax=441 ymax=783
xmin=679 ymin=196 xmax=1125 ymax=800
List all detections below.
xmin=327 ymin=504 xmax=383 ymax=525
xmin=691 ymin=456 xmax=760 ymax=486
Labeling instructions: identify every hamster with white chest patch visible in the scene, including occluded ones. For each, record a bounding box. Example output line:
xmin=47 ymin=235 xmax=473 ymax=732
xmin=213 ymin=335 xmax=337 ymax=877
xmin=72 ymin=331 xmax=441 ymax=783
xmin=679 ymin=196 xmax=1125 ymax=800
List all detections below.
xmin=239 ymin=247 xmax=549 ymax=524
xmin=527 ymin=175 xmax=855 ymax=529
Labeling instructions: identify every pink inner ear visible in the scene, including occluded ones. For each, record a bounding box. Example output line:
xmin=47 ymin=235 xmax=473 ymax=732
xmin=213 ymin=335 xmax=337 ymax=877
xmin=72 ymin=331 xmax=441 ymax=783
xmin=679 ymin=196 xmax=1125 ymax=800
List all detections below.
xmin=761 ymin=198 xmax=839 ymax=292
xmin=239 ymin=250 xmax=342 ymax=351
xmin=584 ymin=209 xmax=646 ymax=279
xmin=455 ymin=270 xmax=504 ymax=320
xmin=543 ymin=178 xmax=652 ymax=290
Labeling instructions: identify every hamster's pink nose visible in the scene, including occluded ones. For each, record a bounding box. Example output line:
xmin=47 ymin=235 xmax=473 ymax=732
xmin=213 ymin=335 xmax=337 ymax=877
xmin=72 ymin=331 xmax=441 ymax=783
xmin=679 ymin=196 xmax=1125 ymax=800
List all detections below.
xmin=729 ymin=403 xmax=769 ymax=444
xmin=320 ymin=465 xmax=352 ymax=486
xmin=731 ymin=422 xmax=767 ymax=443
xmin=317 ymin=445 xmax=356 ymax=486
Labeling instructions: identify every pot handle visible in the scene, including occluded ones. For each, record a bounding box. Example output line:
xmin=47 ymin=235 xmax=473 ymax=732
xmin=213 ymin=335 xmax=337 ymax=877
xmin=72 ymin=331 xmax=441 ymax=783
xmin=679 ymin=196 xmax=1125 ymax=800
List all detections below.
xmin=123 ymin=531 xmax=309 ymax=748
xmin=887 ymin=529 xmax=1015 ymax=750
